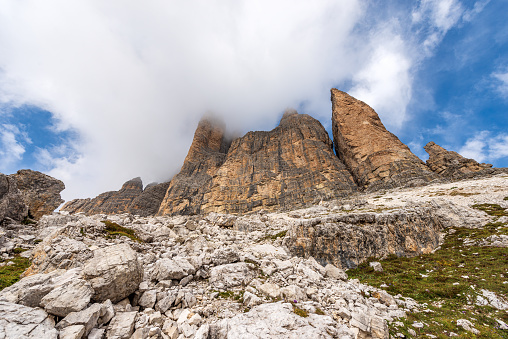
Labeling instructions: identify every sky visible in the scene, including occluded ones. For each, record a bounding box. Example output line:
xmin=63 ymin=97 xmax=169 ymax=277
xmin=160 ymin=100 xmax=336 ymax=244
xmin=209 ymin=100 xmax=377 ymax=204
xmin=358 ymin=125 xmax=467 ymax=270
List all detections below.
xmin=0 ymin=0 xmax=507 ymax=202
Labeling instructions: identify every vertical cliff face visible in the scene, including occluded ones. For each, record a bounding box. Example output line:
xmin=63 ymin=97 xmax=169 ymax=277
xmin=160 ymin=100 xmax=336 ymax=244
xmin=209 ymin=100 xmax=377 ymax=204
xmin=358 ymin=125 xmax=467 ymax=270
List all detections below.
xmin=199 ymin=112 xmax=357 ymax=214
xmin=157 ymin=112 xmax=358 ymax=216
xmin=157 ymin=117 xmax=231 ymax=216
xmin=331 ymin=89 xmax=436 ymax=190
xmin=424 ymin=142 xmax=494 ymax=179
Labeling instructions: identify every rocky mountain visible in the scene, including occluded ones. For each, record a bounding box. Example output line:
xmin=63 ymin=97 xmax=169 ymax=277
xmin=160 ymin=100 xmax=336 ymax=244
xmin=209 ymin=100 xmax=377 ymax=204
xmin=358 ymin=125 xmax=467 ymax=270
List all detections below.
xmin=1 ymin=173 xmax=507 ymax=338
xmin=331 ymin=89 xmax=437 ymax=191
xmin=158 ymin=111 xmax=358 ymax=216
xmin=61 ymin=178 xmax=171 ymax=217
xmin=61 ymin=89 xmax=506 ymax=219
xmin=424 ymin=141 xmax=496 ymax=179
xmin=0 ymin=170 xmax=65 ymax=224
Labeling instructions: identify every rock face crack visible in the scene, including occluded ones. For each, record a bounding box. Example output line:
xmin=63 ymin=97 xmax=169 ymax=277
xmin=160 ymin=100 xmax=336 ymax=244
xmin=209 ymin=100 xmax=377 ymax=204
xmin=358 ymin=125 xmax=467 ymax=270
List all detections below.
xmin=331 ymin=89 xmax=437 ymax=191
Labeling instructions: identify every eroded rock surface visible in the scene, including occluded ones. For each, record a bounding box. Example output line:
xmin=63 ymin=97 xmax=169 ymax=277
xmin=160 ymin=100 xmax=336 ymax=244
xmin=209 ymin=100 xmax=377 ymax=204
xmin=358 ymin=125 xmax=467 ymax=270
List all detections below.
xmin=0 ymin=173 xmax=28 ymax=224
xmin=10 ymin=169 xmax=65 ymax=220
xmin=61 ymin=177 xmax=143 ymax=215
xmin=158 ymin=112 xmax=357 ymax=215
xmin=284 ymin=207 xmax=443 ymax=269
xmin=331 ymin=89 xmax=436 ymax=190
xmin=424 ymin=141 xmax=496 ymax=179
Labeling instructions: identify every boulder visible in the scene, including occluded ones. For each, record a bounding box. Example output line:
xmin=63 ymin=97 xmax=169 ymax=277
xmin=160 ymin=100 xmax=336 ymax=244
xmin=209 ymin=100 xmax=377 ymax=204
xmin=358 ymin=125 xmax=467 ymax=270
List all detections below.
xmin=331 ymin=89 xmax=436 ymax=190
xmin=152 ymin=257 xmax=195 ymax=281
xmin=105 ymin=311 xmax=137 ymax=339
xmin=40 ymin=276 xmax=94 ymax=317
xmin=83 ymin=244 xmax=142 ymax=303
xmin=209 ymin=262 xmax=257 ymax=289
xmin=0 ymin=301 xmax=58 ymax=339
xmin=209 ymin=301 xmax=347 ymax=338
xmin=56 ymin=303 xmax=103 ymax=335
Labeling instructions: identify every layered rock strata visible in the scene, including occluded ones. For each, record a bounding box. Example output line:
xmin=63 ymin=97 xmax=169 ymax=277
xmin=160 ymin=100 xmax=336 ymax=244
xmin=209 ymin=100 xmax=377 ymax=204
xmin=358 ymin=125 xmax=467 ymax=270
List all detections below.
xmin=424 ymin=141 xmax=495 ymax=179
xmin=61 ymin=178 xmax=168 ymax=216
xmin=10 ymin=170 xmax=65 ymax=220
xmin=284 ymin=207 xmax=443 ymax=269
xmin=331 ymin=89 xmax=436 ymax=190
xmin=157 ymin=112 xmax=358 ymax=215
xmin=157 ymin=117 xmax=231 ymax=216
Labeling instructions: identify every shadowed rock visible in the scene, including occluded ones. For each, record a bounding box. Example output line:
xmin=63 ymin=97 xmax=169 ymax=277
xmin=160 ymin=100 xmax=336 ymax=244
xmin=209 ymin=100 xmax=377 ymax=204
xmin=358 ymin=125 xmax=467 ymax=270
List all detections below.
xmin=0 ymin=173 xmax=28 ymax=224
xmin=10 ymin=170 xmax=65 ymax=220
xmin=424 ymin=141 xmax=497 ymax=179
xmin=331 ymin=89 xmax=437 ymax=191
xmin=61 ymin=178 xmax=143 ymax=215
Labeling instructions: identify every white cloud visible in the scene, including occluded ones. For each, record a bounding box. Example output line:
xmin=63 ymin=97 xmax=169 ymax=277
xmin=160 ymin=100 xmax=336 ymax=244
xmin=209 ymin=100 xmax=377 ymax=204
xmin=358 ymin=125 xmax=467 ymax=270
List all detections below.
xmin=0 ymin=124 xmax=31 ymax=172
xmin=0 ymin=0 xmax=470 ymax=201
xmin=412 ymin=0 xmax=463 ymax=54
xmin=459 ymin=131 xmax=508 ymax=163
xmin=349 ymin=27 xmax=412 ymax=130
xmin=492 ymin=71 xmax=508 ymax=98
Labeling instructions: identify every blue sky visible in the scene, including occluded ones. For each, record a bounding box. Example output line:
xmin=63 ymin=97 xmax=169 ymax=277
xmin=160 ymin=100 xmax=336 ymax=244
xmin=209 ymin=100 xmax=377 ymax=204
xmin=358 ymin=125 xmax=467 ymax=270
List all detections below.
xmin=0 ymin=0 xmax=507 ymax=201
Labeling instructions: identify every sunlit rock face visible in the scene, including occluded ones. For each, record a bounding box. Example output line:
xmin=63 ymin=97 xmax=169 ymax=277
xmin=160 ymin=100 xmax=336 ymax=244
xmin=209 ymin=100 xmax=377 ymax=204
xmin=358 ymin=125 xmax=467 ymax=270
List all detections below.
xmin=157 ymin=112 xmax=358 ymax=215
xmin=424 ymin=141 xmax=495 ymax=179
xmin=331 ymin=89 xmax=437 ymax=191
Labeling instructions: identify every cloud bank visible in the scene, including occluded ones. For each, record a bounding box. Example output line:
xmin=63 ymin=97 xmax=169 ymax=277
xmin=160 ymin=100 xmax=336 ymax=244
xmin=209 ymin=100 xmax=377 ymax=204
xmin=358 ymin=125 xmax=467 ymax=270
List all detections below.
xmin=0 ymin=0 xmax=477 ymax=200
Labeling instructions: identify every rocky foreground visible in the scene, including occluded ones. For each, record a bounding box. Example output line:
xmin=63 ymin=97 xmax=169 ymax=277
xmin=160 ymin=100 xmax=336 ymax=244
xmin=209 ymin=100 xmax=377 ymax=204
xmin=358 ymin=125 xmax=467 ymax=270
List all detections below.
xmin=1 ymin=173 xmax=507 ymax=338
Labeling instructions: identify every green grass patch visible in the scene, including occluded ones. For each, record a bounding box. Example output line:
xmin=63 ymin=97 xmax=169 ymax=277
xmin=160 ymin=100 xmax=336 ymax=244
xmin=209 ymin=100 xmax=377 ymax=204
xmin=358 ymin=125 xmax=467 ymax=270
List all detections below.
xmin=12 ymin=248 xmax=27 ymax=254
xmin=0 ymin=257 xmax=31 ymax=291
xmin=214 ymin=290 xmax=245 ymax=302
xmin=348 ymin=222 xmax=508 ymax=338
xmin=504 ymin=197 xmax=508 ymax=201
xmin=292 ymin=304 xmax=309 ymax=317
xmin=471 ymin=203 xmax=508 ymax=217
xmin=101 ymin=220 xmax=143 ymax=242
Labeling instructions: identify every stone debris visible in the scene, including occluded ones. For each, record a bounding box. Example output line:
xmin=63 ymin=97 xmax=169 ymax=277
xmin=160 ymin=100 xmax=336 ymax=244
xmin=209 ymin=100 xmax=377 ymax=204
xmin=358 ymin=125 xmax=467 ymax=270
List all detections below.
xmin=0 ymin=173 xmax=507 ymax=338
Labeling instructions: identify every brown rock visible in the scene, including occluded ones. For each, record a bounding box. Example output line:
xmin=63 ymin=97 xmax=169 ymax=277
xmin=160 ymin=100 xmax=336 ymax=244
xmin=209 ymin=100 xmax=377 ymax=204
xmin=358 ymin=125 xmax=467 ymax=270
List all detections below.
xmin=10 ymin=169 xmax=65 ymax=219
xmin=0 ymin=173 xmax=28 ymax=223
xmin=283 ymin=207 xmax=443 ymax=269
xmin=157 ymin=117 xmax=232 ymax=215
xmin=331 ymin=89 xmax=436 ymax=190
xmin=61 ymin=178 xmax=143 ymax=215
xmin=158 ymin=112 xmax=357 ymax=215
xmin=424 ymin=141 xmax=495 ymax=179
xmin=128 ymin=181 xmax=171 ymax=216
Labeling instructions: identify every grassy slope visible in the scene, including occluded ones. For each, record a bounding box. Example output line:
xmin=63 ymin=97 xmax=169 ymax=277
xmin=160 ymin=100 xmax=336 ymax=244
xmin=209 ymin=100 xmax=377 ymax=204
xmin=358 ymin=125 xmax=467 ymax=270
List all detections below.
xmin=348 ymin=205 xmax=508 ymax=338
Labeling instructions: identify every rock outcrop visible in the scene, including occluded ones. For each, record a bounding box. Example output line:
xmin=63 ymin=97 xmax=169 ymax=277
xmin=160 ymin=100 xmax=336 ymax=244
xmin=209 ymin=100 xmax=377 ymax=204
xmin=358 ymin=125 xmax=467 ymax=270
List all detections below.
xmin=331 ymin=89 xmax=436 ymax=190
xmin=10 ymin=170 xmax=65 ymax=220
xmin=424 ymin=141 xmax=495 ymax=179
xmin=128 ymin=182 xmax=171 ymax=216
xmin=158 ymin=112 xmax=358 ymax=215
xmin=0 ymin=173 xmax=28 ymax=224
xmin=157 ymin=117 xmax=231 ymax=216
xmin=283 ymin=207 xmax=444 ymax=269
xmin=61 ymin=177 xmax=162 ymax=216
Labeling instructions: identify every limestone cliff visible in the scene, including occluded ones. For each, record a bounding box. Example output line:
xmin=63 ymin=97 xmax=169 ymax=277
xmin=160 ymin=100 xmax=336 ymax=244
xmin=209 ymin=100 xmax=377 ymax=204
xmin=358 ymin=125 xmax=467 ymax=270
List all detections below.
xmin=331 ymin=89 xmax=437 ymax=190
xmin=128 ymin=182 xmax=171 ymax=217
xmin=158 ymin=112 xmax=358 ymax=215
xmin=424 ymin=141 xmax=495 ymax=179
xmin=156 ymin=117 xmax=231 ymax=215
